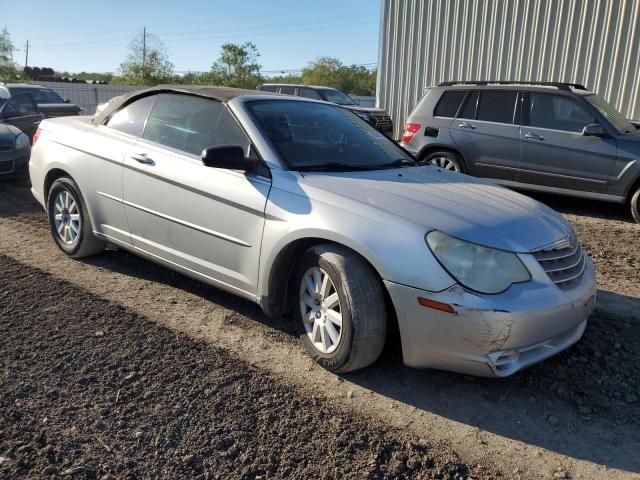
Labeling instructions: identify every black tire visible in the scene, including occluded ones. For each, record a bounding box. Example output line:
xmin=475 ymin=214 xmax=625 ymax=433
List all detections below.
xmin=47 ymin=177 xmax=105 ymax=258
xmin=291 ymin=244 xmax=387 ymax=373
xmin=421 ymin=150 xmax=466 ymax=173
xmin=631 ymin=185 xmax=640 ymax=224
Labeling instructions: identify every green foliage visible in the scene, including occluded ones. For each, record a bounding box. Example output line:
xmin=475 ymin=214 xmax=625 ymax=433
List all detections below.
xmin=301 ymin=57 xmax=376 ymax=96
xmin=112 ymin=31 xmax=175 ymax=86
xmin=57 ymin=71 xmax=114 ymax=82
xmin=0 ymin=27 xmax=23 ymax=81
xmin=266 ymin=73 xmax=303 ymax=84
xmin=196 ymin=42 xmax=263 ymax=89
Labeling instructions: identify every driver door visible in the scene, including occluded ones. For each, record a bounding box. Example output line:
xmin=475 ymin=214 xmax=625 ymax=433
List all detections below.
xmin=0 ymin=93 xmax=44 ymax=140
xmin=122 ymin=93 xmax=271 ymax=297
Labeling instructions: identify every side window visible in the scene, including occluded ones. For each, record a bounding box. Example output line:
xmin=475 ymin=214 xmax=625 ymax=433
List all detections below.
xmin=260 ymin=85 xmax=277 ymax=92
xmin=476 ymin=91 xmax=517 ymax=124
xmin=434 ymin=91 xmax=466 ymax=117
xmin=297 ymin=88 xmax=322 ymax=100
xmin=526 ymin=93 xmax=594 ymax=132
xmin=107 ymin=95 xmax=156 ymax=137
xmin=142 ymin=93 xmax=250 ymax=156
xmin=279 ymin=86 xmax=296 ymax=95
xmin=2 ymin=93 xmax=38 ymax=116
xmin=458 ymin=91 xmax=478 ymax=119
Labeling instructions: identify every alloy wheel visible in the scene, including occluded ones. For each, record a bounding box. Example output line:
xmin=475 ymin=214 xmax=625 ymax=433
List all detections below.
xmin=429 ymin=156 xmax=459 ymax=172
xmin=53 ymin=190 xmax=81 ymax=245
xmin=299 ymin=266 xmax=343 ymax=354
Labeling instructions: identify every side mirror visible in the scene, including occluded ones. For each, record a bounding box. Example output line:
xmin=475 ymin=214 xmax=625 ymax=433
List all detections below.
xmin=64 ymin=99 xmax=71 ymax=103
xmin=201 ymin=145 xmax=257 ymax=172
xmin=582 ymin=123 xmax=605 ymax=137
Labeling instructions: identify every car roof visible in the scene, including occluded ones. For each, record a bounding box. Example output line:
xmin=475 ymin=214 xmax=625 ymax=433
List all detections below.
xmin=92 ymin=85 xmax=281 ymax=124
xmin=437 ymin=84 xmax=593 ymax=95
xmin=260 ymin=83 xmax=337 ymax=90
xmin=2 ymin=83 xmax=48 ymax=89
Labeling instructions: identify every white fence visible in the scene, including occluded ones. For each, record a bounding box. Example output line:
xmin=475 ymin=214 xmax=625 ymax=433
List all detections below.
xmin=350 ymin=95 xmax=375 ymax=108
xmin=34 ymin=81 xmax=377 ymax=113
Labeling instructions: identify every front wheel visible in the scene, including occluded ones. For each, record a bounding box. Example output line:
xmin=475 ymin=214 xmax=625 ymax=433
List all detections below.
xmin=631 ymin=185 xmax=640 ymax=224
xmin=47 ymin=177 xmax=105 ymax=258
xmin=292 ymin=244 xmax=387 ymax=373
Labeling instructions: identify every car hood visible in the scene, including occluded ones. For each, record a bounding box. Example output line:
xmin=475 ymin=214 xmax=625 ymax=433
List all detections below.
xmin=302 ymin=166 xmax=572 ymax=253
xmin=0 ymin=124 xmax=19 ymax=144
xmin=37 ymin=103 xmax=82 ymax=117
xmin=342 ymin=105 xmax=387 ymax=115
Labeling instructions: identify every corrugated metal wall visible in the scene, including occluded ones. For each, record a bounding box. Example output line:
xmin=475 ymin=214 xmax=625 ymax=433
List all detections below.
xmin=377 ymin=0 xmax=640 ymax=138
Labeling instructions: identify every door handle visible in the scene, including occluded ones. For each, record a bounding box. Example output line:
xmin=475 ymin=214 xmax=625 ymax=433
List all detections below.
xmin=458 ymin=121 xmax=476 ymax=129
xmin=130 ymin=152 xmax=154 ymax=165
xmin=525 ymin=132 xmax=545 ymax=141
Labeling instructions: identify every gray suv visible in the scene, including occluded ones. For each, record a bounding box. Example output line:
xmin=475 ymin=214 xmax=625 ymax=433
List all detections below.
xmin=400 ymin=81 xmax=640 ymax=223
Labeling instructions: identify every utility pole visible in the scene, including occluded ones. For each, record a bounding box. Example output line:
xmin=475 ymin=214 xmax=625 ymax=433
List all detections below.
xmin=24 ymin=40 xmax=29 ymax=68
xmin=142 ymin=27 xmax=146 ymax=69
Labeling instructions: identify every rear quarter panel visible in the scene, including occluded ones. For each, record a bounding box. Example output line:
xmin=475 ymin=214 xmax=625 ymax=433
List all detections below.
xmin=30 ymin=117 xmax=134 ymax=244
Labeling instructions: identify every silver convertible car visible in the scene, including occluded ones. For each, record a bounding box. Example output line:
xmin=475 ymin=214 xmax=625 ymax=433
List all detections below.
xmin=29 ymin=86 xmax=596 ymax=377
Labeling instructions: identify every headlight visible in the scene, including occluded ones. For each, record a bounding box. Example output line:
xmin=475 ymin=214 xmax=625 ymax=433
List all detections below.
xmin=15 ymin=133 xmax=29 ymax=150
xmin=426 ymin=230 xmax=531 ymax=294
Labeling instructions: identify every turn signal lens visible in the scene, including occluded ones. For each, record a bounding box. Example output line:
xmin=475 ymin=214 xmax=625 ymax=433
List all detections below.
xmin=401 ymin=123 xmax=421 ymax=143
xmin=417 ymin=297 xmax=456 ymax=314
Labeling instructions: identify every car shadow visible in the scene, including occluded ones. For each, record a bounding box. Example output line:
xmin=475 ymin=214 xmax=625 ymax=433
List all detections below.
xmin=81 ymin=245 xmax=640 ymax=473
xmin=0 ymin=177 xmax=43 ymax=218
xmin=524 ymin=191 xmax=633 ymax=223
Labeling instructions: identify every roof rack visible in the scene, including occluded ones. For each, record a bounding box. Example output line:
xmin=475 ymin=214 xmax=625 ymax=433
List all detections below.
xmin=438 ymin=81 xmax=588 ymax=91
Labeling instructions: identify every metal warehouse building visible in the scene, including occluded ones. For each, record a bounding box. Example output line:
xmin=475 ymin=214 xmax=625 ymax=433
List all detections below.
xmin=376 ymin=0 xmax=640 ymax=138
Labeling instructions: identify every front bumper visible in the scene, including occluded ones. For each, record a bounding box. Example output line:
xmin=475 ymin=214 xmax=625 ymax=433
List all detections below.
xmin=0 ymin=147 xmax=29 ymax=177
xmin=385 ymin=255 xmax=596 ymax=377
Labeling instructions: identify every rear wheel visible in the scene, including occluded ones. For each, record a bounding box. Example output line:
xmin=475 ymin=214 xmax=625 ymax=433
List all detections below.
xmin=47 ymin=177 xmax=105 ymax=258
xmin=291 ymin=244 xmax=387 ymax=373
xmin=421 ymin=150 xmax=465 ymax=173
xmin=631 ymin=185 xmax=640 ymax=224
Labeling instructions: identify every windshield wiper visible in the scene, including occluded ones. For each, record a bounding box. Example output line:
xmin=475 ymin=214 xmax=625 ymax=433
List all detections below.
xmin=380 ymin=158 xmax=419 ymax=168
xmin=299 ymin=163 xmax=381 ymax=172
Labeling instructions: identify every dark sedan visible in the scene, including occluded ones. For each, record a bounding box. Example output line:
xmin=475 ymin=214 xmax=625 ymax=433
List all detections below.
xmin=0 ymin=83 xmax=82 ymax=118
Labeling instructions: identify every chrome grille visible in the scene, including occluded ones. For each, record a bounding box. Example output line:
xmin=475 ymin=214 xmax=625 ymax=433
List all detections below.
xmin=534 ymin=238 xmax=586 ymax=290
xmin=372 ymin=114 xmax=392 ymax=128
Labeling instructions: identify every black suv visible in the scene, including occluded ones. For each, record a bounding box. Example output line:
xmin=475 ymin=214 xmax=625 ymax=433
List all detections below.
xmin=257 ymin=83 xmax=394 ymax=138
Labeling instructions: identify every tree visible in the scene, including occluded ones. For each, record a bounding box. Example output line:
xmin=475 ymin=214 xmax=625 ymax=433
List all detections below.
xmin=197 ymin=42 xmax=263 ymax=89
xmin=301 ymin=57 xmax=376 ymax=96
xmin=0 ymin=27 xmax=21 ymax=81
xmin=112 ymin=30 xmax=174 ymax=86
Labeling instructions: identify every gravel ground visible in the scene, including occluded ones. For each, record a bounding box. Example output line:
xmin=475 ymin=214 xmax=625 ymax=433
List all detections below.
xmin=0 ymin=255 xmax=501 ymax=480
xmin=1 ymin=181 xmax=639 ymax=479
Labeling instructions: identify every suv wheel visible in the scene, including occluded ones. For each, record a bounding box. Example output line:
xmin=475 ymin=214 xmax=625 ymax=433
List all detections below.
xmin=291 ymin=244 xmax=387 ymax=373
xmin=47 ymin=177 xmax=105 ymax=258
xmin=422 ymin=150 xmax=465 ymax=173
xmin=631 ymin=185 xmax=640 ymax=224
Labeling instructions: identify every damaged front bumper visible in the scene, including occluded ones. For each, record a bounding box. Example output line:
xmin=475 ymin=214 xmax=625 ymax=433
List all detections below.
xmin=385 ymin=254 xmax=596 ymax=377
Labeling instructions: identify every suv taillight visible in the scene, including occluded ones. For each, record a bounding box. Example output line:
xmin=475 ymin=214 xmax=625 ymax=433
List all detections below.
xmin=402 ymin=123 xmax=421 ymax=143
xmin=32 ymin=128 xmax=41 ymax=146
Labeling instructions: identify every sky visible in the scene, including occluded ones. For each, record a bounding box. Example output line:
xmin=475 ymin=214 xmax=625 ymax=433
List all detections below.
xmin=1 ymin=0 xmax=380 ymax=76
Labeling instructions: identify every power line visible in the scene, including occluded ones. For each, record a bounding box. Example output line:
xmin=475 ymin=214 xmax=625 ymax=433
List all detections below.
xmin=29 ymin=15 xmax=376 ymax=51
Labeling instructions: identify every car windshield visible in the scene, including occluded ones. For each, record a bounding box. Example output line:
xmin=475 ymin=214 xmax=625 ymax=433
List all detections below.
xmin=318 ymin=88 xmax=357 ymax=106
xmin=246 ymin=99 xmax=415 ymax=172
xmin=10 ymin=87 xmax=64 ymax=104
xmin=584 ymin=94 xmax=635 ymax=134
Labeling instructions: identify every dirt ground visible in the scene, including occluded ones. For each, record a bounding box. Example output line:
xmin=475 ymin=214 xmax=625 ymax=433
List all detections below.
xmin=1 ymin=181 xmax=639 ymax=479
